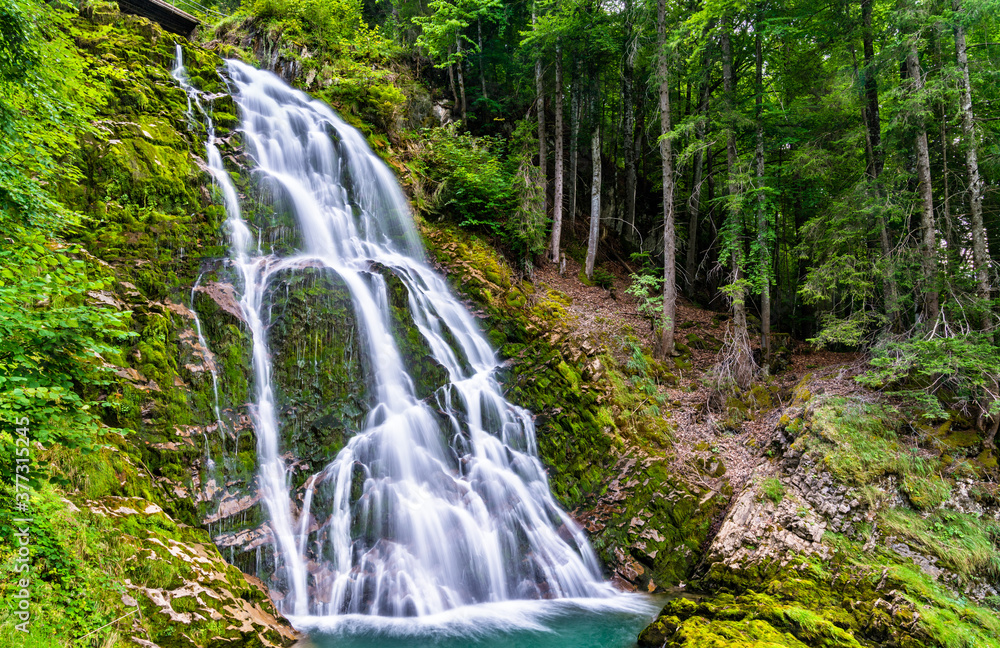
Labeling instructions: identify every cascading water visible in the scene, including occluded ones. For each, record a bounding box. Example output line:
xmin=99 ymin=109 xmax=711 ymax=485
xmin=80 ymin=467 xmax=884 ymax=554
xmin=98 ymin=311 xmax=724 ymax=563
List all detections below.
xmin=177 ymin=49 xmax=616 ymax=622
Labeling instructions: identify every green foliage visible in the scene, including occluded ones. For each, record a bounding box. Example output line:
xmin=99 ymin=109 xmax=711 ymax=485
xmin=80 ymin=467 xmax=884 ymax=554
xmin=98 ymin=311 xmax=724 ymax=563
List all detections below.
xmin=0 ymin=0 xmax=135 ymax=484
xmin=759 ymin=476 xmax=785 ymax=504
xmin=0 ymin=0 xmax=36 ymax=88
xmin=413 ymin=0 xmax=501 ymax=69
xmin=590 ymin=266 xmax=614 ymax=290
xmin=858 ymin=332 xmax=1000 ymax=424
xmin=879 ymin=508 xmax=1000 ymax=579
xmin=422 ymin=122 xmax=546 ymax=264
xmin=248 ymin=0 xmax=365 ymax=45
xmin=626 ymin=273 xmax=664 ymax=330
xmin=0 ymin=241 xmax=133 ymax=472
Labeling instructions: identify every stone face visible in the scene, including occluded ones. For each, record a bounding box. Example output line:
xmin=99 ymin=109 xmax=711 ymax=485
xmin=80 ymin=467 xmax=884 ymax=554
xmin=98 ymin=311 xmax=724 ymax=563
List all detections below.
xmin=637 ymin=398 xmax=1000 ymax=647
xmin=67 ymin=496 xmax=300 ymax=647
xmin=708 ymin=470 xmax=831 ymax=571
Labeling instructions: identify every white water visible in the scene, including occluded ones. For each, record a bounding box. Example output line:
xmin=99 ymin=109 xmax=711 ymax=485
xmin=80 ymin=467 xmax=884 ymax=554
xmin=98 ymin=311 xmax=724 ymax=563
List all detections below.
xmin=176 ymin=49 xmax=613 ymax=620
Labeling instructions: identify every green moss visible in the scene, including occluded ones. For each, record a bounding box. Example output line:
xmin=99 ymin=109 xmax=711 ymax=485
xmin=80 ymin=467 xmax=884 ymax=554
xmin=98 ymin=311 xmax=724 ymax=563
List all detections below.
xmin=265 ymin=268 xmax=367 ymax=479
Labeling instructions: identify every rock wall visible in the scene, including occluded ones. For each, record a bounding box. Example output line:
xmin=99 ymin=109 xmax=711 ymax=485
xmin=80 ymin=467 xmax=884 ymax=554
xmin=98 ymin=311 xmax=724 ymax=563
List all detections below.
xmin=638 ymin=392 xmax=1000 ymax=648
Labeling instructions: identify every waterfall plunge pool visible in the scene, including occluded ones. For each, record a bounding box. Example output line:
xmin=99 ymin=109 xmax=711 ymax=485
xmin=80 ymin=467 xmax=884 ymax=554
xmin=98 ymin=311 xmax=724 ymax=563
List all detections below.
xmin=292 ymin=595 xmax=664 ymax=648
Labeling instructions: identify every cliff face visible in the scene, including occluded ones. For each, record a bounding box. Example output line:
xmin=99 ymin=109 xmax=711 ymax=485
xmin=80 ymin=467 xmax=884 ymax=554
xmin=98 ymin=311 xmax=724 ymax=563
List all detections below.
xmin=0 ymin=2 xmax=301 ymax=645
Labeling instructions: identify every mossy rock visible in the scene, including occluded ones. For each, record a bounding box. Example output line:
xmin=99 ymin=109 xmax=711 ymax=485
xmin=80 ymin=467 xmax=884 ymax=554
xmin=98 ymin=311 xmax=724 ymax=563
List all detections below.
xmin=686 ymin=332 xmax=723 ymax=352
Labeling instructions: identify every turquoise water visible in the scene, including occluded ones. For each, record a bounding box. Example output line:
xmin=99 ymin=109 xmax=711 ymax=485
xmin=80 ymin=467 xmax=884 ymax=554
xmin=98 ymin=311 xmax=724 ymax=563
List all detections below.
xmin=296 ymin=596 xmax=662 ymax=648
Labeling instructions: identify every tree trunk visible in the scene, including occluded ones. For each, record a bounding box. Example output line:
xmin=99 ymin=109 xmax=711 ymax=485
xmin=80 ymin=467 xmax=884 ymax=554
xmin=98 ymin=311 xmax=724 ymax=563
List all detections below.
xmin=907 ymin=45 xmax=940 ymax=323
xmin=954 ymin=0 xmax=990 ymax=304
xmin=570 ymin=59 xmax=581 ymax=232
xmin=478 ymin=18 xmax=487 ymax=100
xmin=755 ymin=13 xmax=770 ymax=365
xmin=722 ymin=18 xmax=753 ymax=387
xmin=455 ymin=33 xmax=467 ymax=123
xmin=623 ymin=0 xmax=638 ymax=243
xmin=941 ymin=115 xmax=956 ymax=274
xmin=585 ymin=87 xmax=602 ymax=281
xmin=657 ymin=0 xmax=676 ymax=357
xmin=862 ymin=0 xmax=899 ymax=329
xmin=448 ymin=47 xmax=458 ymax=108
xmin=550 ymin=38 xmax=565 ymax=263
xmin=685 ymin=69 xmax=708 ymax=297
xmin=861 ymin=0 xmax=883 ymax=178
xmin=533 ymin=4 xmax=547 ymax=217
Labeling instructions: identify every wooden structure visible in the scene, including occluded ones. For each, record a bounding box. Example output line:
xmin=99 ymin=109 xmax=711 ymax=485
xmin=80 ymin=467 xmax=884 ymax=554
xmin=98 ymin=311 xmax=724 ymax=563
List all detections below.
xmin=116 ymin=0 xmax=199 ymax=37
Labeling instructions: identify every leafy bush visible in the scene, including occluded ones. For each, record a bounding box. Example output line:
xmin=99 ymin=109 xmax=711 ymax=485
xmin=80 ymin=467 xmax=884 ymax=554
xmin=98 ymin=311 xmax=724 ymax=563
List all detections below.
xmin=858 ymin=333 xmax=1000 ymax=432
xmin=591 ymin=266 xmax=615 ymax=290
xmin=626 ymin=273 xmax=663 ymax=331
xmin=0 ymin=0 xmax=132 ymax=484
xmin=422 ymin=122 xmax=545 ymax=264
xmin=248 ymin=0 xmax=364 ymax=46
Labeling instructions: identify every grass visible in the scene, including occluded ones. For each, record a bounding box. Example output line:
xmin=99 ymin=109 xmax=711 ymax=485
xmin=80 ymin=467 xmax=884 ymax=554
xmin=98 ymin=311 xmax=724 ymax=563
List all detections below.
xmin=808 ymin=399 xmax=940 ymax=486
xmin=879 ymin=508 xmax=1000 ymax=579
xmin=760 ymin=477 xmax=786 ymax=504
xmin=822 ymin=534 xmax=1000 ymax=648
xmin=900 ymin=473 xmax=952 ymax=510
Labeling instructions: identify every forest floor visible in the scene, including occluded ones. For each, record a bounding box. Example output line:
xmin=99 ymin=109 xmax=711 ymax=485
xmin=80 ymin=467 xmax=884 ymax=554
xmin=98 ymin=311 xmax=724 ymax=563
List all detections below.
xmin=533 ymin=253 xmax=860 ymax=491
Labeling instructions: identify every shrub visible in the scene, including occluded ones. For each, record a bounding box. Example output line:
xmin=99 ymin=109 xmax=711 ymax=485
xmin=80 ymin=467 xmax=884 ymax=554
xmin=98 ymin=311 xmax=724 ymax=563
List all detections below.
xmin=858 ymin=333 xmax=1000 ymax=436
xmin=248 ymin=0 xmax=364 ymax=46
xmin=422 ymin=122 xmax=545 ymax=265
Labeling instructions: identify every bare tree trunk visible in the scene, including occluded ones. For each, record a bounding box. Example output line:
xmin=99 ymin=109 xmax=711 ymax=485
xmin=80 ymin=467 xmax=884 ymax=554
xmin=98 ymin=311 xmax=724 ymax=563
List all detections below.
xmin=623 ymin=0 xmax=638 ymax=243
xmin=685 ymin=70 xmax=708 ymax=297
xmin=570 ymin=59 xmax=581 ymax=232
xmin=862 ymin=0 xmax=900 ymax=330
xmin=954 ymin=0 xmax=990 ymax=304
xmin=907 ymin=44 xmax=940 ymax=323
xmin=533 ymin=4 xmax=547 ymax=218
xmin=657 ymin=0 xmax=676 ymax=357
xmin=448 ymin=47 xmax=458 ymax=108
xmin=478 ymin=18 xmax=487 ymax=100
xmin=722 ymin=18 xmax=753 ymax=387
xmin=586 ymin=86 xmax=602 ymax=281
xmin=550 ymin=39 xmax=565 ymax=263
xmin=755 ymin=12 xmax=770 ymax=365
xmin=862 ymin=0 xmax=883 ymax=178
xmin=941 ymin=115 xmax=956 ymax=273
xmin=455 ymin=33 xmax=467 ymax=123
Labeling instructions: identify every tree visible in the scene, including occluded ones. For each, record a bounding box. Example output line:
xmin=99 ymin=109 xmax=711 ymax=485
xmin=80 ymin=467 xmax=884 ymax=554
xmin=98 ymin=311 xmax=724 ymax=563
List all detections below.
xmin=953 ymin=0 xmax=990 ymax=307
xmin=657 ymin=0 xmax=676 ymax=358
xmin=720 ymin=14 xmax=755 ymax=387
xmin=905 ymin=41 xmax=940 ymax=324
xmin=550 ymin=36 xmax=565 ymax=263
xmin=622 ymin=0 xmax=639 ymax=242
xmin=533 ymin=0 xmax=547 ymax=218
xmin=585 ymin=76 xmax=602 ymax=281
xmin=754 ymin=5 xmax=770 ymax=363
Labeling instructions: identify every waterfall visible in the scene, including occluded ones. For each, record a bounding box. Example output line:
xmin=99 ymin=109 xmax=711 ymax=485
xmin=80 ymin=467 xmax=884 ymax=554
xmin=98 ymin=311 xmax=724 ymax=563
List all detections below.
xmin=176 ymin=49 xmax=612 ymax=620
